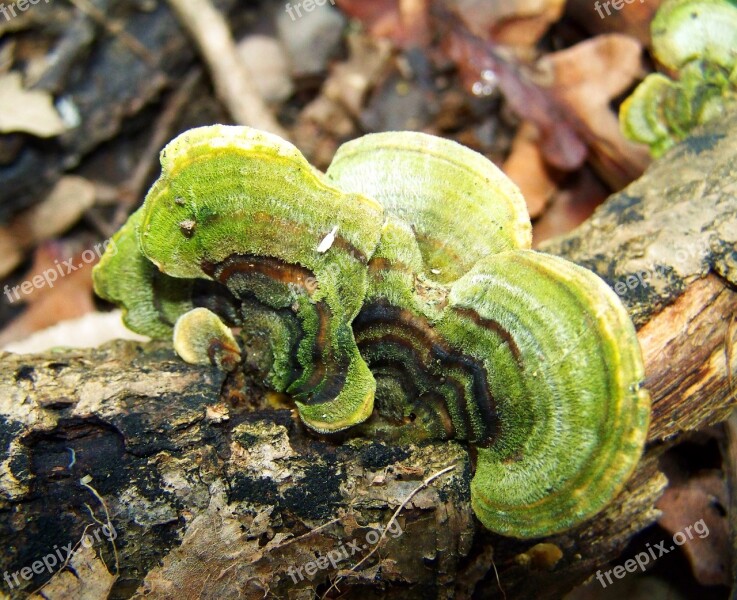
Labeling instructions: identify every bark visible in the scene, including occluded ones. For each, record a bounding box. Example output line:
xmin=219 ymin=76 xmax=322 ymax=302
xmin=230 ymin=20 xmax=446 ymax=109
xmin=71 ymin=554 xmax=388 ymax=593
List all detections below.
xmin=1 ymin=113 xmax=737 ymax=600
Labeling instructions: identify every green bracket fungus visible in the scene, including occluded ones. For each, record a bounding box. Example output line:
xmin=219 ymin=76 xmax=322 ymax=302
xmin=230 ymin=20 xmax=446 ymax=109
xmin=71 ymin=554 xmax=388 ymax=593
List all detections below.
xmin=93 ymin=125 xmax=650 ymax=539
xmin=173 ymin=307 xmax=242 ymax=372
xmin=620 ymin=0 xmax=737 ymax=156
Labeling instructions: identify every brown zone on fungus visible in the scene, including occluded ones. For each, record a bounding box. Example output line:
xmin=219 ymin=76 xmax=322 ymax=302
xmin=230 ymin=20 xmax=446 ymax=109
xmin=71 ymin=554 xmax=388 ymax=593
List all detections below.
xmin=369 ymin=332 xmax=459 ymax=439
xmin=206 ymin=337 xmax=241 ymax=371
xmin=451 ymin=307 xmax=523 ymax=365
xmin=367 ymin=256 xmax=413 ymax=275
xmin=202 ymin=254 xmax=350 ymax=408
xmin=353 ymin=301 xmax=498 ymax=446
xmin=205 ymin=254 xmax=318 ymax=295
xmin=328 ymin=233 xmax=369 ymax=263
xmin=247 ymin=211 xmax=369 ymax=264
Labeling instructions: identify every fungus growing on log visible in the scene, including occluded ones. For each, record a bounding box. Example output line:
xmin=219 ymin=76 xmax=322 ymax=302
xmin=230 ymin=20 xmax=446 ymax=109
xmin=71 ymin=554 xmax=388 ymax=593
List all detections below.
xmin=620 ymin=0 xmax=737 ymax=156
xmin=93 ymin=125 xmax=650 ymax=538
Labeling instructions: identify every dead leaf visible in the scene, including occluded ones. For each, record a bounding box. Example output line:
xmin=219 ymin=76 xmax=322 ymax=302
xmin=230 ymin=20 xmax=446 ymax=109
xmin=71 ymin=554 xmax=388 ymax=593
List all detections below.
xmin=537 ymin=34 xmax=651 ymax=188
xmin=503 ymin=121 xmax=559 ymax=218
xmin=336 ymin=0 xmax=430 ymax=48
xmin=0 ymin=243 xmax=98 ymax=346
xmin=0 ymin=175 xmax=96 ymax=278
xmin=0 ymin=72 xmax=67 ymax=137
xmin=0 ymin=40 xmax=14 ymax=74
xmin=656 ymin=470 xmax=730 ymax=586
xmin=442 ymin=21 xmax=588 ymax=170
xmin=532 ymin=165 xmax=609 ymax=244
xmin=28 ymin=544 xmax=116 ymax=600
xmin=294 ymin=32 xmax=392 ymax=166
xmin=316 ymin=32 xmax=393 ymax=119
xmin=451 ymin=0 xmax=566 ymax=47
xmin=565 ymin=0 xmax=663 ymax=46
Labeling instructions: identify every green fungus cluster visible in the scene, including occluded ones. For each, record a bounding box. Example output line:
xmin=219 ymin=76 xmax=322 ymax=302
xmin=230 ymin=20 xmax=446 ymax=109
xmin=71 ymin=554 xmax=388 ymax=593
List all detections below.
xmin=620 ymin=0 xmax=737 ymax=156
xmin=93 ymin=125 xmax=650 ymax=538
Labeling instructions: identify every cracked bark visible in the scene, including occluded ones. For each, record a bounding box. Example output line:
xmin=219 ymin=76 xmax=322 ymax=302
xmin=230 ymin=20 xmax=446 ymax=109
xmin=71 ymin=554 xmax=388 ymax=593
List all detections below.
xmin=1 ymin=113 xmax=736 ymax=600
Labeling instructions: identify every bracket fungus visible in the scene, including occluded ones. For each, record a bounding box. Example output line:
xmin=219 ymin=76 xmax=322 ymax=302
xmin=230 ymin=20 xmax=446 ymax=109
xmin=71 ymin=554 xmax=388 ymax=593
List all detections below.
xmin=93 ymin=125 xmax=650 ymax=538
xmin=172 ymin=307 xmax=241 ymax=372
xmin=620 ymin=0 xmax=737 ymax=156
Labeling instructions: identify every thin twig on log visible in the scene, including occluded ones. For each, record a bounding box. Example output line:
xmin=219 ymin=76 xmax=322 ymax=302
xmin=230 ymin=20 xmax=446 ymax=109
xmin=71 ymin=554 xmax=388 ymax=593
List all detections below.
xmin=321 ymin=464 xmax=457 ymax=598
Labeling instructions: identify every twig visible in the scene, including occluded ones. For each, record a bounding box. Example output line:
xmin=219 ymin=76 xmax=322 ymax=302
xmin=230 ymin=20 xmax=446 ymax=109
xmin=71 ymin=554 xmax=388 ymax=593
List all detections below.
xmin=84 ymin=503 xmax=112 ymax=572
xmin=321 ymin=464 xmax=456 ymax=599
xmin=66 ymin=0 xmax=156 ymax=67
xmin=270 ymin=515 xmax=344 ymax=550
xmin=491 ymin=555 xmax=507 ymax=600
xmin=80 ymin=476 xmax=120 ymax=575
xmin=166 ymin=0 xmax=288 ymax=137
xmin=111 ymin=68 xmax=203 ymax=230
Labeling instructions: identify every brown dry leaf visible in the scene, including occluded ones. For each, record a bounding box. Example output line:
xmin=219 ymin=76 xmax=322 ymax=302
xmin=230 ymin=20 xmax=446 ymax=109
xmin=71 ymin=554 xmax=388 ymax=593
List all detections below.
xmin=0 ymin=176 xmax=96 ymax=278
xmin=537 ymin=34 xmax=651 ymax=189
xmin=336 ymin=0 xmax=430 ymax=48
xmin=565 ymin=0 xmax=662 ymax=46
xmin=442 ymin=23 xmax=588 ymax=171
xmin=0 ymin=72 xmax=67 ymax=137
xmin=656 ymin=470 xmax=730 ymax=586
xmin=294 ymin=32 xmax=392 ymax=166
xmin=451 ymin=0 xmax=566 ymax=47
xmin=503 ymin=121 xmax=559 ymax=218
xmin=28 ymin=544 xmax=116 ymax=600
xmin=320 ymin=32 xmax=393 ymax=118
xmin=0 ymin=230 xmax=23 ymax=283
xmin=341 ymin=511 xmax=361 ymax=536
xmin=0 ymin=40 xmax=14 ymax=74
xmin=532 ymin=165 xmax=609 ymax=245
xmin=20 ymin=176 xmax=96 ymax=242
xmin=133 ymin=486 xmax=350 ymax=600
xmin=135 ymin=488 xmax=273 ymax=598
xmin=0 ymin=243 xmax=98 ymax=346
